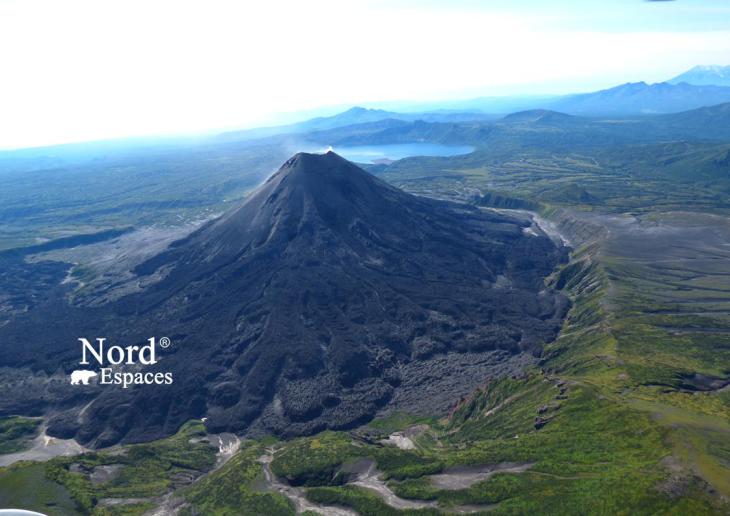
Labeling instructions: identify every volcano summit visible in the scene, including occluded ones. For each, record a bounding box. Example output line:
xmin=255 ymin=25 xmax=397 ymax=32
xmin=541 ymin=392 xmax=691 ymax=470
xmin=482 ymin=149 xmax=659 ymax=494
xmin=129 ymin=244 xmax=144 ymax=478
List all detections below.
xmin=1 ymin=152 xmax=569 ymax=446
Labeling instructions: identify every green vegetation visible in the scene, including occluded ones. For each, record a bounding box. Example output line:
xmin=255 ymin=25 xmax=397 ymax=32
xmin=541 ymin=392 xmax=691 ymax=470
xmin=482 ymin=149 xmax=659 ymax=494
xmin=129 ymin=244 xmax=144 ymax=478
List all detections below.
xmin=270 ymin=430 xmax=445 ymax=486
xmin=381 ymin=142 xmax=730 ymax=216
xmin=0 ymin=462 xmax=79 ymax=515
xmin=184 ymin=441 xmax=293 ymax=515
xmin=265 ymin=376 xmax=715 ymax=514
xmin=271 ymin=431 xmax=361 ymax=486
xmin=366 ymin=413 xmax=437 ymax=435
xmin=399 ymin=384 xmax=679 ymax=512
xmin=0 ymin=416 xmax=40 ymax=454
xmin=43 ymin=420 xmax=216 ymax=514
xmin=307 ymin=485 xmax=439 ymax=515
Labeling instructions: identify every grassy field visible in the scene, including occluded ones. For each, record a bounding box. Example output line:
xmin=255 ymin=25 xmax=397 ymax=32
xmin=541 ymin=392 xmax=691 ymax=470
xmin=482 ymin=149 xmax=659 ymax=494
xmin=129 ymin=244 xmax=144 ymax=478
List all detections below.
xmin=0 ymin=462 xmax=79 ymax=515
xmin=0 ymin=421 xmax=218 ymax=515
xmin=0 ymin=416 xmax=41 ymax=455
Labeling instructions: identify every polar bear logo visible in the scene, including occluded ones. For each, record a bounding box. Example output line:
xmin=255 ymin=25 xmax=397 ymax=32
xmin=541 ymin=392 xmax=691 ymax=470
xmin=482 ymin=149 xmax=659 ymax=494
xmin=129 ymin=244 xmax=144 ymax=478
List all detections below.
xmin=70 ymin=369 xmax=98 ymax=385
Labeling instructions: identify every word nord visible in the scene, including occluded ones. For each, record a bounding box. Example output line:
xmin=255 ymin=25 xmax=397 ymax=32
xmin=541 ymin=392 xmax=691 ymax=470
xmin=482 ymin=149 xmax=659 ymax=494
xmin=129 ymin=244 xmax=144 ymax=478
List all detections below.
xmin=74 ymin=337 xmax=173 ymax=389
xmin=80 ymin=337 xmax=158 ymax=366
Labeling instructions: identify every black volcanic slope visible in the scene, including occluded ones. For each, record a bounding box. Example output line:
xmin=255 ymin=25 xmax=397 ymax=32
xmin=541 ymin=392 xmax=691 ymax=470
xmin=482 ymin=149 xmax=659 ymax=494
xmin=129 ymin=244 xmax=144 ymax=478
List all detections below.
xmin=0 ymin=152 xmax=568 ymax=446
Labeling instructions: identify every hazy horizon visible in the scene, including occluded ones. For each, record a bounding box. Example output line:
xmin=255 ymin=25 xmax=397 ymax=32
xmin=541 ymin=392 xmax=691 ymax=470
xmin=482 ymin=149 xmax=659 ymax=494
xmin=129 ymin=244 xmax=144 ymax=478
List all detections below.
xmin=2 ymin=0 xmax=730 ymax=150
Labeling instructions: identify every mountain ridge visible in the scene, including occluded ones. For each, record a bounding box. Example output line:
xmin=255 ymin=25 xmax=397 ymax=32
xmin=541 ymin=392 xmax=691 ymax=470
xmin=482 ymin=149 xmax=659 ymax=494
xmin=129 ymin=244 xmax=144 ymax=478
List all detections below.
xmin=548 ymin=81 xmax=730 ymax=115
xmin=669 ymin=64 xmax=730 ymax=87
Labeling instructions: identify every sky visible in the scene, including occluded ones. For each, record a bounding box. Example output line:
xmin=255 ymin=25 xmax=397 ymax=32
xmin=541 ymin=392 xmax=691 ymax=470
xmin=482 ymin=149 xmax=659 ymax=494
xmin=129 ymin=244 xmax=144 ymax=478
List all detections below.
xmin=1 ymin=0 xmax=729 ymax=149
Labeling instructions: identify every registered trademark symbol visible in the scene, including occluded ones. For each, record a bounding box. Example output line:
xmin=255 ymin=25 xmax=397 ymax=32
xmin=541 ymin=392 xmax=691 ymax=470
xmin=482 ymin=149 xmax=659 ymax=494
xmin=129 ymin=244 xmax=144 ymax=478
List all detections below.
xmin=159 ymin=337 xmax=171 ymax=348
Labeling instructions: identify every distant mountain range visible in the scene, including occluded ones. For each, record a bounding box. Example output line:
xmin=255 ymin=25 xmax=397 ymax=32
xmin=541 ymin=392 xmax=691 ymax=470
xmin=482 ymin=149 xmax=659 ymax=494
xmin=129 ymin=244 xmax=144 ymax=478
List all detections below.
xmin=497 ymin=102 xmax=730 ymax=143
xmin=5 ymin=65 xmax=730 ymax=155
xmin=669 ymin=65 xmax=730 ymax=87
xmin=219 ymin=107 xmax=497 ymax=141
xmin=546 ymin=81 xmax=730 ymax=116
xmin=218 ymin=76 xmax=730 ymax=144
xmin=297 ymin=102 xmax=730 ymax=155
xmin=658 ymin=100 xmax=730 ymax=130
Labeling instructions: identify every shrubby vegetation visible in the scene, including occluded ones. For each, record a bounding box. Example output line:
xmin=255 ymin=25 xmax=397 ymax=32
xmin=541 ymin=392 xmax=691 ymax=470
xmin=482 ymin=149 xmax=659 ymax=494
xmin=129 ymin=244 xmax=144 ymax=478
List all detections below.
xmin=0 ymin=416 xmax=40 ymax=454
xmin=43 ymin=421 xmax=216 ymax=515
xmin=184 ymin=441 xmax=293 ymax=516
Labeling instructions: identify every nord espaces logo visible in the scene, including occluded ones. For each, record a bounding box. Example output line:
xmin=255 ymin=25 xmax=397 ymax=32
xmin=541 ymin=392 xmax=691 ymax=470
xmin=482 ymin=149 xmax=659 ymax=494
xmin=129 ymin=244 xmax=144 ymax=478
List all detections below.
xmin=70 ymin=337 xmax=173 ymax=388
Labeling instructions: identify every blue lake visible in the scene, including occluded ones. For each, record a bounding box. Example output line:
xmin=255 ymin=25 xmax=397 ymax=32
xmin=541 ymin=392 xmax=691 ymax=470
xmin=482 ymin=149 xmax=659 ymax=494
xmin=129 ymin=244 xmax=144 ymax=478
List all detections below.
xmin=321 ymin=143 xmax=473 ymax=164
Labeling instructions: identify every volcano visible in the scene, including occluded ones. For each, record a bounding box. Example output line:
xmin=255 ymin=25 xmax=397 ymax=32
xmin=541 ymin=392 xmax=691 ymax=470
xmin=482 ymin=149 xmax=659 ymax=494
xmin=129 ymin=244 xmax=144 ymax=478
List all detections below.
xmin=1 ymin=152 xmax=568 ymax=446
